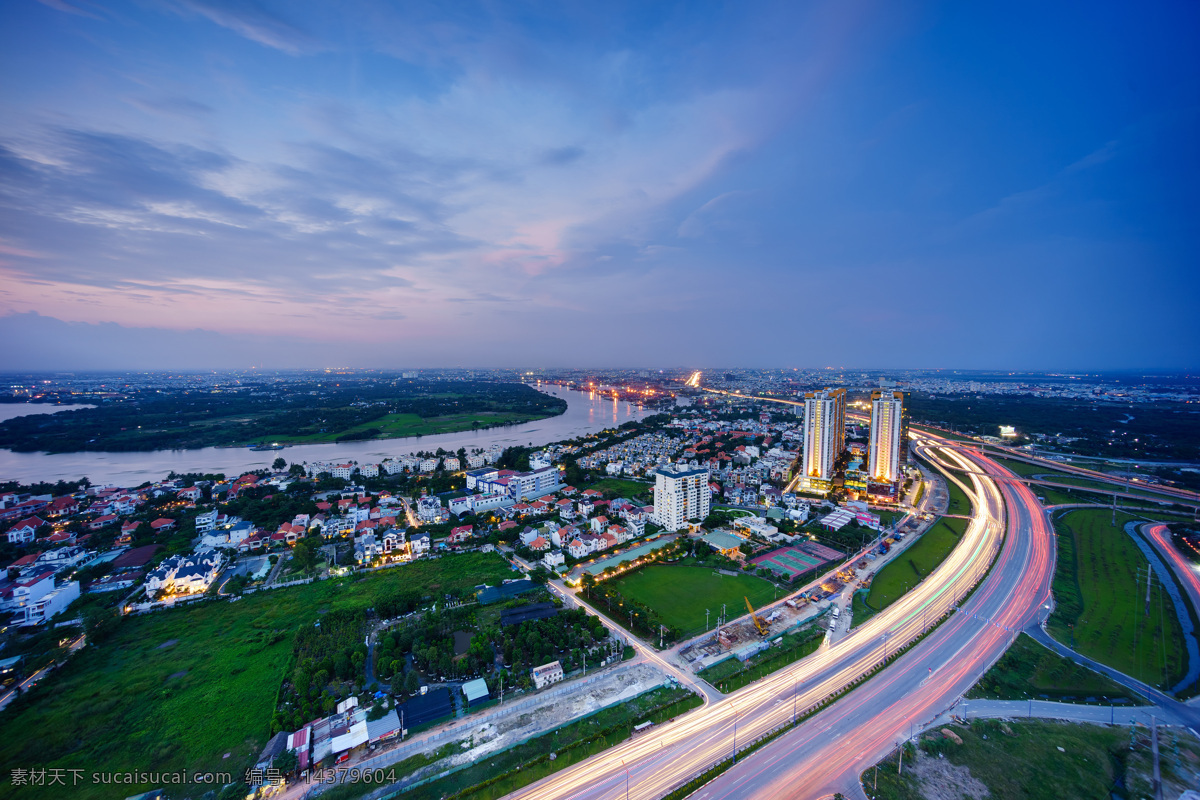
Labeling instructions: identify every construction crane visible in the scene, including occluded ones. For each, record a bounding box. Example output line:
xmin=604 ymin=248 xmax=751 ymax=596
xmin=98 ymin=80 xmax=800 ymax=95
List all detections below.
xmin=744 ymin=596 xmax=769 ymax=636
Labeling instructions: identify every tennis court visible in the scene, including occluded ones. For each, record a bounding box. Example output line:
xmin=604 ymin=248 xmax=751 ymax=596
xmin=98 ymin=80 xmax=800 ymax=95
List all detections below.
xmin=751 ymin=543 xmax=840 ymax=579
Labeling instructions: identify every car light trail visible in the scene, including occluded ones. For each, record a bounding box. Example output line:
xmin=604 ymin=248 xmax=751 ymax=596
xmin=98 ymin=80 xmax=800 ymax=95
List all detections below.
xmin=506 ymin=431 xmax=1049 ymax=800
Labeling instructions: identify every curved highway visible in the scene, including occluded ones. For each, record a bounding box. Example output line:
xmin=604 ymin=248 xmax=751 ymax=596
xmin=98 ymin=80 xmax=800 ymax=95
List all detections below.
xmin=506 ymin=434 xmax=1047 ymax=800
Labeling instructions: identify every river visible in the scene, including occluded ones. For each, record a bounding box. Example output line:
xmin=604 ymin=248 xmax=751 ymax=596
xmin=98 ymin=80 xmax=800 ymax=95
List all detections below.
xmin=0 ymin=386 xmax=651 ymax=486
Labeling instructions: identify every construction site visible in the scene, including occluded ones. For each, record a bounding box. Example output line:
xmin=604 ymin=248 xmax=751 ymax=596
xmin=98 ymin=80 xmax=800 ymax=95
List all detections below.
xmin=676 ymin=559 xmax=877 ymax=672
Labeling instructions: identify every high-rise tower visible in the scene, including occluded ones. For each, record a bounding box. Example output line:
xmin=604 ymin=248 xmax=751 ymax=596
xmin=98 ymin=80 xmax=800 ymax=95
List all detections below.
xmin=801 ymin=388 xmax=846 ymax=491
xmin=869 ymin=390 xmax=904 ymax=485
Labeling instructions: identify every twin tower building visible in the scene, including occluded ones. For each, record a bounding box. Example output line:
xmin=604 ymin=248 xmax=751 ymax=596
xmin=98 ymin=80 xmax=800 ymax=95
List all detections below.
xmin=800 ymin=388 xmax=906 ymax=499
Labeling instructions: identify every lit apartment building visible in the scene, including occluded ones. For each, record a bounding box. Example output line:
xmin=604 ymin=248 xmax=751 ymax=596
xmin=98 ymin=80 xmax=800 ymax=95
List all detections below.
xmin=801 ymin=388 xmax=846 ymax=492
xmin=653 ymin=464 xmax=711 ymax=532
xmin=868 ymin=390 xmax=904 ymax=486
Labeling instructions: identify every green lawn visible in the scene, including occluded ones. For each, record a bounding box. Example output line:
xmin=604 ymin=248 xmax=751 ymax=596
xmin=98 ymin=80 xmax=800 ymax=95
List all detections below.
xmin=1047 ymin=509 xmax=1188 ymax=688
xmin=862 ymin=518 xmax=968 ymax=613
xmin=607 ymin=565 xmax=776 ymax=636
xmin=257 ymin=411 xmax=545 ymax=445
xmin=0 ymin=553 xmax=516 ymax=800
xmin=868 ymin=719 xmax=1200 ymax=800
xmin=945 ymin=478 xmax=971 ymax=516
xmin=967 ymin=633 xmax=1145 ymax=704
xmin=584 ymin=477 xmax=654 ymax=499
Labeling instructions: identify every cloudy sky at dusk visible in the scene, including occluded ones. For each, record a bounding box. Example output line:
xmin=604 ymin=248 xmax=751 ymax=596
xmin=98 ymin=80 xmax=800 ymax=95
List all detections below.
xmin=1 ymin=1 xmax=1197 ymax=371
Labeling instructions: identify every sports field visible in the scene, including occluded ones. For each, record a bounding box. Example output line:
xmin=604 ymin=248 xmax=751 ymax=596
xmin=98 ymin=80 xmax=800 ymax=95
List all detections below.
xmin=607 ymin=565 xmax=776 ymax=636
xmin=750 ymin=542 xmax=841 ymax=579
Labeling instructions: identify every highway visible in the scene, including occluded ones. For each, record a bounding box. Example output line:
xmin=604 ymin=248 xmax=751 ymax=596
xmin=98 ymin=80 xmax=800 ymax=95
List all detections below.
xmin=507 ymin=435 xmax=1042 ymax=800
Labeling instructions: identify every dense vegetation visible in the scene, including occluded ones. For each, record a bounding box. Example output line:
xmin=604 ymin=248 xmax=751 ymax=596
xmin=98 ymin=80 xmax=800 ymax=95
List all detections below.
xmin=0 ymin=553 xmax=515 ymax=800
xmin=907 ymin=393 xmax=1200 ymax=460
xmin=0 ymin=379 xmax=565 ymax=453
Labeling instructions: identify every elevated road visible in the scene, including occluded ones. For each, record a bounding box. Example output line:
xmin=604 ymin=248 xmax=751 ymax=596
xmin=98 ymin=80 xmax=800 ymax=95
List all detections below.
xmin=507 ymin=435 xmax=1031 ymax=800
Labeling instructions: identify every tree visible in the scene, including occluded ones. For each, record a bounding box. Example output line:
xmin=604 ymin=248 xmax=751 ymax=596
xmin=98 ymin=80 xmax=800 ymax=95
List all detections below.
xmin=404 ymin=671 xmax=420 ymax=695
xmin=288 ymin=463 xmax=306 ymax=477
xmin=272 ymin=457 xmax=287 ymax=471
xmin=273 ymin=749 xmax=298 ymax=775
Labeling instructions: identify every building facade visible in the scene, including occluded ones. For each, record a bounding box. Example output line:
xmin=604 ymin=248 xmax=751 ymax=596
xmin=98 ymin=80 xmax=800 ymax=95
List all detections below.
xmin=868 ymin=390 xmax=905 ymax=487
xmin=801 ymin=388 xmax=846 ymax=492
xmin=652 ymin=464 xmax=711 ymax=532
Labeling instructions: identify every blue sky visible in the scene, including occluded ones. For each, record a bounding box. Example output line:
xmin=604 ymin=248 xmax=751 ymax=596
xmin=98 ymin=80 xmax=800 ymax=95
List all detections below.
xmin=0 ymin=0 xmax=1197 ymax=370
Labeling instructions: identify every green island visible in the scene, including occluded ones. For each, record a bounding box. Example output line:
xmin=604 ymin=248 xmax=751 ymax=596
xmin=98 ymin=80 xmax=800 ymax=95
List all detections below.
xmin=1046 ymin=508 xmax=1190 ymax=689
xmin=0 ymin=378 xmax=566 ymax=453
xmin=967 ymin=632 xmax=1145 ymax=704
xmin=867 ymin=718 xmax=1200 ymax=800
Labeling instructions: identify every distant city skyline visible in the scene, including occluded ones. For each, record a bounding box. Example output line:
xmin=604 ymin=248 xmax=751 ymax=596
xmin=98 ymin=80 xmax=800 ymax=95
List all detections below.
xmin=2 ymin=1 xmax=1198 ymax=371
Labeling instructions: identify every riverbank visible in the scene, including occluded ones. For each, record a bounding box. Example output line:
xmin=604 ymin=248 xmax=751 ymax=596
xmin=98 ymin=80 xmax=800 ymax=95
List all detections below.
xmin=0 ymin=386 xmax=651 ymax=486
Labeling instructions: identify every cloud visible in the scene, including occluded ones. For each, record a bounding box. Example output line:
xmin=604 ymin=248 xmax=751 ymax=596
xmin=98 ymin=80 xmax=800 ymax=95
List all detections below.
xmin=36 ymin=0 xmax=103 ymax=20
xmin=677 ymin=191 xmax=751 ymax=238
xmin=125 ymin=95 xmax=215 ymax=119
xmin=164 ymin=0 xmax=319 ymax=55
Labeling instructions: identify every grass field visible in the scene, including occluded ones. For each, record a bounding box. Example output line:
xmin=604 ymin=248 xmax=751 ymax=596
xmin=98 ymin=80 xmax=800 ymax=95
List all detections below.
xmin=945 ymin=478 xmax=971 ymax=516
xmin=256 ymin=411 xmax=546 ymax=445
xmin=967 ymin=633 xmax=1145 ymax=704
xmin=607 ymin=565 xmax=776 ymax=636
xmin=1047 ymin=509 xmax=1188 ymax=688
xmin=862 ymin=517 xmax=968 ymax=613
xmin=584 ymin=477 xmax=653 ymax=499
xmin=0 ymin=553 xmax=516 ymax=800
xmin=867 ymin=719 xmax=1200 ymax=800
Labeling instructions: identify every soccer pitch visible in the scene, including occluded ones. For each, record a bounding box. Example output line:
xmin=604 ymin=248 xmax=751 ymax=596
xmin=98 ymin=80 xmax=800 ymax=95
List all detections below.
xmin=608 ymin=564 xmax=777 ymax=636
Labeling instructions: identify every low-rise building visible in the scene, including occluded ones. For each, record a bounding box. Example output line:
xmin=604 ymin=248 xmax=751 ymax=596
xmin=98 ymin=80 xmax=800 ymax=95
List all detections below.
xmin=531 ymin=660 xmax=564 ymax=689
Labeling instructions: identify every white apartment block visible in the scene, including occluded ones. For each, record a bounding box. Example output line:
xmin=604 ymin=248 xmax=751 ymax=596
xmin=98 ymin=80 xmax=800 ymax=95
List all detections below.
xmin=359 ymin=463 xmax=380 ymax=478
xmin=652 ymin=464 xmax=711 ymax=532
xmin=466 ymin=453 xmax=486 ymax=469
xmin=442 ymin=457 xmax=460 ymax=472
xmin=869 ymin=391 xmax=904 ymax=484
xmin=419 ymin=458 xmax=440 ymax=473
xmin=801 ymin=388 xmax=846 ymax=490
xmin=331 ymin=463 xmax=355 ymax=480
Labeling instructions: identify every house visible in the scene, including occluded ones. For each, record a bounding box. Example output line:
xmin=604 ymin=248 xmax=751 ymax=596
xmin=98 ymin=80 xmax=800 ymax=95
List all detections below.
xmin=531 ymin=660 xmax=564 ymax=689
xmin=380 ymin=529 xmax=405 ymax=555
xmin=150 ymin=518 xmax=175 ymax=533
xmin=590 ymin=516 xmax=608 ymax=533
xmin=2 ymin=570 xmax=56 ymax=612
xmin=566 ymin=539 xmax=589 ymax=559
xmin=87 ymin=515 xmax=117 ymax=532
xmin=529 ymin=536 xmax=550 ymax=552
xmin=145 ymin=552 xmax=223 ymax=596
xmin=45 ymin=496 xmax=79 ymax=517
xmin=449 ymin=525 xmax=473 ymax=544
xmin=542 ymin=551 xmax=565 ymax=570
xmin=177 ymin=486 xmax=202 ymax=502
xmin=16 ymin=581 xmax=80 ymax=626
xmin=119 ymin=520 xmax=141 ymax=543
xmin=409 ymin=531 xmax=431 ymax=556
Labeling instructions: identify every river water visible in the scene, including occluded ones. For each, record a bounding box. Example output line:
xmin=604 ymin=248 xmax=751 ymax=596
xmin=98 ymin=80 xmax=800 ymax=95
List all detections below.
xmin=0 ymin=386 xmax=651 ymax=486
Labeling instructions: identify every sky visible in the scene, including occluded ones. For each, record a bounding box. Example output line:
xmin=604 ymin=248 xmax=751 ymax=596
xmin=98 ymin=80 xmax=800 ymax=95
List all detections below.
xmin=0 ymin=0 xmax=1197 ymax=372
